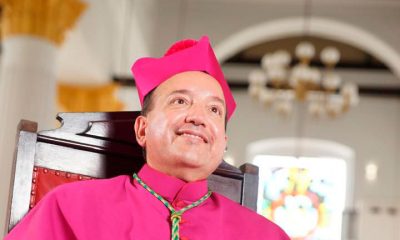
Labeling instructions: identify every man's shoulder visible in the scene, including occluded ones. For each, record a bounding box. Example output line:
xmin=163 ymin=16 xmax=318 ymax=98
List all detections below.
xmin=33 ymin=175 xmax=134 ymax=214
xmin=212 ymin=192 xmax=289 ymax=239
xmin=211 ymin=192 xmax=262 ymax=220
xmin=50 ymin=175 xmax=131 ymax=198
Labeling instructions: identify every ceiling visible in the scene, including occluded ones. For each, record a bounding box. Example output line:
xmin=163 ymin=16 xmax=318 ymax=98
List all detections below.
xmin=54 ymin=0 xmax=400 ymax=96
xmin=225 ymin=36 xmax=387 ymax=70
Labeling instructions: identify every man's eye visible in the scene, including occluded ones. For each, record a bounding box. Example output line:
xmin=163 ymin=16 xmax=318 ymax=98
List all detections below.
xmin=210 ymin=106 xmax=222 ymax=115
xmin=172 ymin=98 xmax=186 ymax=105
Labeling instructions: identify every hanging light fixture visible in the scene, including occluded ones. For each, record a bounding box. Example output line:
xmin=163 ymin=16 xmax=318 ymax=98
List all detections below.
xmin=248 ymin=41 xmax=359 ymax=118
xmin=248 ymin=0 xmax=358 ymax=118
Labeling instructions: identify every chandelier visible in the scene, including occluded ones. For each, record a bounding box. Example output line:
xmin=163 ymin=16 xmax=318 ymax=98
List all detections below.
xmin=248 ymin=41 xmax=359 ymax=118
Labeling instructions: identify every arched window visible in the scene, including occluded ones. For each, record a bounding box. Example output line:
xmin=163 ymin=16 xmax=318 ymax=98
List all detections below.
xmin=247 ymin=138 xmax=354 ymax=240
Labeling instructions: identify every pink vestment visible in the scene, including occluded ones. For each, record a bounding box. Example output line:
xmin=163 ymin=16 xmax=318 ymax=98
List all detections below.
xmin=5 ymin=164 xmax=289 ymax=240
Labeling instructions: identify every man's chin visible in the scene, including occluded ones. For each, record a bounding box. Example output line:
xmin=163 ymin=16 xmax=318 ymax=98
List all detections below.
xmin=173 ymin=143 xmax=206 ymax=156
xmin=175 ymin=156 xmax=206 ymax=168
xmin=176 ymin=155 xmax=220 ymax=170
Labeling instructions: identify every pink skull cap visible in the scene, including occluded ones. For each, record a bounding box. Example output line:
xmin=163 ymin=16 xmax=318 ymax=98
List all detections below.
xmin=131 ymin=35 xmax=236 ymax=120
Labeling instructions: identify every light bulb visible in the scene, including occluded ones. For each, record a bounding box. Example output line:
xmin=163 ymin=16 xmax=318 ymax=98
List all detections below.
xmin=248 ymin=69 xmax=267 ymax=86
xmin=323 ymin=73 xmax=341 ymax=90
xmin=295 ymin=42 xmax=315 ymax=60
xmin=259 ymin=88 xmax=274 ymax=106
xmin=321 ymin=47 xmax=340 ymax=66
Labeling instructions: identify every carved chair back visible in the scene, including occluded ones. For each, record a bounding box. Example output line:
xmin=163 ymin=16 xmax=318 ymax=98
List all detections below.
xmin=7 ymin=112 xmax=259 ymax=232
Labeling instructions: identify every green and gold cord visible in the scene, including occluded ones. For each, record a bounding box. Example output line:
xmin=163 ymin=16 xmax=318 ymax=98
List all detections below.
xmin=133 ymin=173 xmax=211 ymax=240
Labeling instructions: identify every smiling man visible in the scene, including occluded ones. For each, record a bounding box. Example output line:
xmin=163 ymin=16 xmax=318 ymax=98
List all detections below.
xmin=5 ymin=36 xmax=289 ymax=240
xmin=135 ymin=71 xmax=228 ymax=182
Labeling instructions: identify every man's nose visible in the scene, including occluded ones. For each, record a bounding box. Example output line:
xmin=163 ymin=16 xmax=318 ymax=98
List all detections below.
xmin=185 ymin=105 xmax=207 ymax=127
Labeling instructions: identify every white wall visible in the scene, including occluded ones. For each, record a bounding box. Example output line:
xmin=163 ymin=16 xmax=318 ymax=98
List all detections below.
xmin=58 ymin=0 xmax=158 ymax=80
xmin=154 ymin=1 xmax=400 ymax=59
xmin=150 ymin=0 xmax=400 ymax=203
xmin=227 ymin=91 xmax=400 ymax=201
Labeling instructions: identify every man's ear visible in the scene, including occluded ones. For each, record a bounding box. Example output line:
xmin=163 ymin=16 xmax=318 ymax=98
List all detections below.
xmin=134 ymin=115 xmax=147 ymax=147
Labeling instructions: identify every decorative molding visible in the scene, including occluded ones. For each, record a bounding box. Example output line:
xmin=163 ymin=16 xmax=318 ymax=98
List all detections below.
xmin=214 ymin=17 xmax=400 ymax=81
xmin=1 ymin=0 xmax=87 ymax=45
xmin=58 ymin=83 xmax=124 ymax=111
xmin=112 ymin=76 xmax=400 ymax=97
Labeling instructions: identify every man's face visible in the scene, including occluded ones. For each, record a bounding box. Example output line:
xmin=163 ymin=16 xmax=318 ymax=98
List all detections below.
xmin=134 ymin=71 xmax=227 ymax=182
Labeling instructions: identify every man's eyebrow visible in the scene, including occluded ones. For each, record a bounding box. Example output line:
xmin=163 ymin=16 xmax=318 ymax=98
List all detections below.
xmin=210 ymin=96 xmax=226 ymax=107
xmin=168 ymin=89 xmax=225 ymax=106
xmin=168 ymin=89 xmax=191 ymax=96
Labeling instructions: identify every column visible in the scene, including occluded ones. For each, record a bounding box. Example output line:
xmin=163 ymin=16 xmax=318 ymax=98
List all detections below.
xmin=0 ymin=0 xmax=86 ymax=235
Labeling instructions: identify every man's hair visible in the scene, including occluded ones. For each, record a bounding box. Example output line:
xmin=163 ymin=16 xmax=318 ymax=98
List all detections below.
xmin=141 ymin=89 xmax=156 ymax=117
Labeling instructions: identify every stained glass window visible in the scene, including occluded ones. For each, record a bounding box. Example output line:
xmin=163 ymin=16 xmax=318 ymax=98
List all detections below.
xmin=254 ymin=155 xmax=346 ymax=240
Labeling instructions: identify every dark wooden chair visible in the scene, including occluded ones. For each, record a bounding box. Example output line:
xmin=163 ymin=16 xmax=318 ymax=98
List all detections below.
xmin=6 ymin=111 xmax=259 ymax=232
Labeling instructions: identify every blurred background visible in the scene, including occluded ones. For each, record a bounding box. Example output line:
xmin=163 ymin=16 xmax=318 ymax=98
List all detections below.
xmin=0 ymin=0 xmax=399 ymax=239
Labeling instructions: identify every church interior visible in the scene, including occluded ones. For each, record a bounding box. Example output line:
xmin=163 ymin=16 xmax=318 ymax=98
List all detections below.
xmin=0 ymin=0 xmax=399 ymax=239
